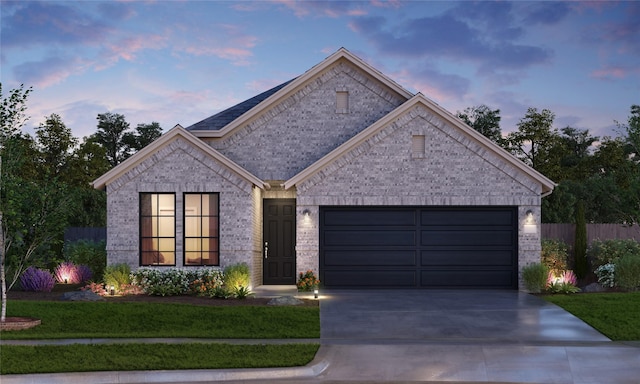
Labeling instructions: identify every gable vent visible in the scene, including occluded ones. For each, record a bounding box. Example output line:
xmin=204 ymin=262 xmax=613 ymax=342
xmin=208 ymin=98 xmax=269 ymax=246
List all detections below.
xmin=412 ymin=135 xmax=425 ymax=158
xmin=336 ymin=91 xmax=349 ymax=114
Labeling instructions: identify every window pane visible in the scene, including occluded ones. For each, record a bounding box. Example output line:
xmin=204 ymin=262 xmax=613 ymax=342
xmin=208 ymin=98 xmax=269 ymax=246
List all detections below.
xmin=208 ymin=194 xmax=218 ymax=215
xmin=185 ymin=252 xmax=200 ymax=265
xmin=158 ymin=216 xmax=175 ymax=237
xmin=141 ymin=217 xmax=153 ymax=237
xmin=158 ymin=194 xmax=174 ymax=211
xmin=185 ymin=194 xmax=201 ymax=216
xmin=158 ymin=238 xmax=175 ymax=252
xmin=185 ymin=217 xmax=200 ymax=237
xmin=160 ymin=251 xmax=175 ymax=265
xmin=207 ymin=216 xmax=218 ymax=236
xmin=184 ymin=237 xmax=200 ymax=252
xmin=204 ymin=252 xmax=219 ymax=266
xmin=140 ymin=195 xmax=152 ymax=216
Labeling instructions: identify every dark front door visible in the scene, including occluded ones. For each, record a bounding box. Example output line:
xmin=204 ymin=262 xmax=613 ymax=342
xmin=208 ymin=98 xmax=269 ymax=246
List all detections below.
xmin=263 ymin=199 xmax=296 ymax=285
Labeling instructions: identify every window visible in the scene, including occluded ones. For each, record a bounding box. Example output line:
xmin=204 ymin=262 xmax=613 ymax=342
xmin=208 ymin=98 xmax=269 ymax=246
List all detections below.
xmin=184 ymin=193 xmax=219 ymax=266
xmin=336 ymin=90 xmax=349 ymax=113
xmin=411 ymin=135 xmax=425 ymax=159
xmin=140 ymin=193 xmax=175 ymax=265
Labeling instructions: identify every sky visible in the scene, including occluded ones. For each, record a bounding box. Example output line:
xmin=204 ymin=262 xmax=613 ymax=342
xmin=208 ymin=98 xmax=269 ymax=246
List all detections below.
xmin=1 ymin=0 xmax=638 ymax=142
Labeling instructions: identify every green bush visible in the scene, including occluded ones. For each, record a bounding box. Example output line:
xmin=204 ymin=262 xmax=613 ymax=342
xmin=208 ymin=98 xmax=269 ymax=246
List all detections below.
xmin=223 ymin=263 xmax=250 ymax=289
xmin=615 ymin=255 xmax=640 ymax=291
xmin=103 ymin=263 xmax=131 ymax=293
xmin=587 ymin=239 xmax=640 ymax=269
xmin=64 ymin=240 xmax=106 ymax=281
xmin=132 ymin=267 xmax=223 ymax=296
xmin=541 ymin=239 xmax=569 ymax=275
xmin=522 ymin=263 xmax=549 ymax=293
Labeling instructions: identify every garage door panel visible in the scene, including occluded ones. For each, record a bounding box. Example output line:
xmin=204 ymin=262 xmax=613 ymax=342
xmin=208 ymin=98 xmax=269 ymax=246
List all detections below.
xmin=320 ymin=207 xmax=517 ymax=289
xmin=325 ymin=250 xmax=416 ymax=266
xmin=421 ymin=269 xmax=514 ymax=287
xmin=323 ymin=210 xmax=416 ymax=226
xmin=324 ymin=230 xmax=416 ymax=246
xmin=421 ymin=250 xmax=514 ymax=266
xmin=324 ymin=270 xmax=418 ymax=287
xmin=421 ymin=230 xmax=513 ymax=246
xmin=421 ymin=210 xmax=513 ymax=226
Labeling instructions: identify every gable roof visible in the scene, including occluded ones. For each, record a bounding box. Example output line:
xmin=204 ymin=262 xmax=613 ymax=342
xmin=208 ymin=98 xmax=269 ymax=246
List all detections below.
xmin=187 ymin=79 xmax=295 ymax=131
xmin=284 ymin=93 xmax=556 ymax=196
xmin=187 ymin=48 xmax=414 ymax=138
xmin=92 ymin=125 xmax=267 ymax=191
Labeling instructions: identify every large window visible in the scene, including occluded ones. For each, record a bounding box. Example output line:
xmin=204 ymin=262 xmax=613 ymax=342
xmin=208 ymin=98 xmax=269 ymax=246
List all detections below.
xmin=140 ymin=193 xmax=176 ymax=265
xmin=184 ymin=193 xmax=219 ymax=266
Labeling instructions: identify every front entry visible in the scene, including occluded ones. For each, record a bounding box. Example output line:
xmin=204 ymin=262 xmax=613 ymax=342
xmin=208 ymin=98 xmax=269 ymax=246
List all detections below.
xmin=263 ymin=199 xmax=296 ymax=285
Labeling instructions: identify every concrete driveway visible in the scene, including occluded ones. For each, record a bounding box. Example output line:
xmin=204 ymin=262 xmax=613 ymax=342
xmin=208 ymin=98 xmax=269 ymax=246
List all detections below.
xmin=315 ymin=289 xmax=640 ymax=383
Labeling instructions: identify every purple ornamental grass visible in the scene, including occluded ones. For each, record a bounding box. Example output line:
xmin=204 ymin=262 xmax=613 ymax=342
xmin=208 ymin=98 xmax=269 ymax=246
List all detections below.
xmin=20 ymin=266 xmax=56 ymax=292
xmin=54 ymin=262 xmax=93 ymax=284
xmin=561 ymin=270 xmax=578 ymax=286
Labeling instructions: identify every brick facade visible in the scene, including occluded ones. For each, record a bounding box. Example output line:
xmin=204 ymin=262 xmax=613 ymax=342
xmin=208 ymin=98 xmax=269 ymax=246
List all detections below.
xmin=100 ymin=49 xmax=551 ymax=290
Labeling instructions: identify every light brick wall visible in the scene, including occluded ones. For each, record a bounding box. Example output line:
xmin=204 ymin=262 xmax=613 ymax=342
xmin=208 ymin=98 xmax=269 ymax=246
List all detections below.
xmin=106 ymin=138 xmax=258 ymax=280
xmin=209 ymin=61 xmax=406 ymax=181
xmin=296 ymin=105 xmax=543 ymax=289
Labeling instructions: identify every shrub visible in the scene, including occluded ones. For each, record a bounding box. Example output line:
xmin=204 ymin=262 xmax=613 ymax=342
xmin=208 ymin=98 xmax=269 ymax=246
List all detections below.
xmin=64 ymin=240 xmax=106 ymax=281
xmin=20 ymin=267 xmax=56 ymax=292
xmin=547 ymin=270 xmax=581 ymax=294
xmin=521 ymin=263 xmax=548 ymax=293
xmin=211 ymin=285 xmax=233 ymax=299
xmin=233 ymin=286 xmax=253 ymax=299
xmin=595 ymin=263 xmax=615 ymax=288
xmin=541 ymin=239 xmax=569 ymax=275
xmin=615 ymin=255 xmax=640 ymax=291
xmin=296 ymin=270 xmax=320 ymax=292
xmin=54 ymin=261 xmax=93 ymax=284
xmin=574 ymin=200 xmax=588 ymax=279
xmin=223 ymin=263 xmax=250 ymax=290
xmin=103 ymin=263 xmax=132 ymax=293
xmin=587 ymin=239 xmax=640 ymax=269
xmin=81 ymin=282 xmax=108 ymax=296
xmin=132 ymin=267 xmax=223 ymax=296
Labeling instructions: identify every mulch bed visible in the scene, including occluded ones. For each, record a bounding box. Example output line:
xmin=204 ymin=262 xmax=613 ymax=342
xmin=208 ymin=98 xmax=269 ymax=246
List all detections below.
xmin=6 ymin=286 xmax=319 ymax=307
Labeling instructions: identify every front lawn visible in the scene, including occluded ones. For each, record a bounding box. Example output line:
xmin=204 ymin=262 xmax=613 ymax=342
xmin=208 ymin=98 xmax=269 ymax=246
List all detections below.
xmin=543 ymin=292 xmax=640 ymax=341
xmin=1 ymin=343 xmax=320 ymax=374
xmin=1 ymin=300 xmax=319 ymax=339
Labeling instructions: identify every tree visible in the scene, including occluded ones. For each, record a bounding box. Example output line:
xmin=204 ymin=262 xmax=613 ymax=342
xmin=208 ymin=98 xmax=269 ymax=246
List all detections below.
xmin=457 ymin=105 xmax=503 ymax=144
xmin=557 ymin=127 xmax=598 ymax=181
xmin=122 ymin=122 xmax=163 ymax=159
xmin=1 ymin=84 xmax=32 ymax=322
xmin=94 ymin=112 xmax=130 ymax=167
xmin=504 ymin=108 xmax=562 ymax=178
xmin=0 ymin=84 xmax=32 ymax=142
xmin=35 ymin=114 xmax=78 ymax=178
xmin=616 ymin=104 xmax=640 ymax=162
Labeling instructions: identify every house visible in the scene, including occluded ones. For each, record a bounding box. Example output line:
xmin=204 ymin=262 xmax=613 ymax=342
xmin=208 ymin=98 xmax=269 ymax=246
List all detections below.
xmin=93 ymin=48 xmax=555 ymax=290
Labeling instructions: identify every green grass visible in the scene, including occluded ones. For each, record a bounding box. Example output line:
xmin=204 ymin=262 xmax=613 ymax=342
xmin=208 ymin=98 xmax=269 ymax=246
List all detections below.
xmin=544 ymin=292 xmax=640 ymax=340
xmin=1 ymin=343 xmax=320 ymax=374
xmin=1 ymin=301 xmax=319 ymax=339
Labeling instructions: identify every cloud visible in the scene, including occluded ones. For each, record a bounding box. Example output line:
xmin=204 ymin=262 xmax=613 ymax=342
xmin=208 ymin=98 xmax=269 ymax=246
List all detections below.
xmin=272 ymin=0 xmax=368 ymax=18
xmin=174 ymin=24 xmax=257 ymax=66
xmin=590 ymin=65 xmax=639 ymax=81
xmin=97 ymin=34 xmax=168 ymax=70
xmin=1 ymin=2 xmax=112 ymax=49
xmin=601 ymin=2 xmax=640 ymax=54
xmin=393 ymin=66 xmax=470 ymax=102
xmin=12 ymin=55 xmax=90 ymax=88
xmin=521 ymin=2 xmax=571 ymax=25
xmin=350 ymin=12 xmax=552 ymax=74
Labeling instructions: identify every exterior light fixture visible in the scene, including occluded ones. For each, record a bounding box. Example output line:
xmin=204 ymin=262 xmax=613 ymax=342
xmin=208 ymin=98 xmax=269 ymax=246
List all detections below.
xmin=524 ymin=210 xmax=536 ymax=234
xmin=314 ymin=288 xmax=319 ymax=299
xmin=110 ymin=285 xmax=115 ymax=296
xmin=302 ymin=209 xmax=311 ymax=217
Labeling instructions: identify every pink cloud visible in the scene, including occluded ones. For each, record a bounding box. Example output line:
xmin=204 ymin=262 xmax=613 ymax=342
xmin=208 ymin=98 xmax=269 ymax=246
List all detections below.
xmin=176 ymin=24 xmax=257 ymax=66
xmin=590 ymin=65 xmax=637 ymax=81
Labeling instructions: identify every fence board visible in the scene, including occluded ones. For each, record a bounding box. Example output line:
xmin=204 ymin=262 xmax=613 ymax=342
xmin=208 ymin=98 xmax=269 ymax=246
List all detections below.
xmin=64 ymin=227 xmax=106 ymax=244
xmin=542 ymin=223 xmax=640 ymax=248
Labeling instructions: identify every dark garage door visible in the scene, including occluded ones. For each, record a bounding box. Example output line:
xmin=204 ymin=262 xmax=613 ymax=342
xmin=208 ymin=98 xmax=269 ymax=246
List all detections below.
xmin=319 ymin=207 xmax=518 ymax=289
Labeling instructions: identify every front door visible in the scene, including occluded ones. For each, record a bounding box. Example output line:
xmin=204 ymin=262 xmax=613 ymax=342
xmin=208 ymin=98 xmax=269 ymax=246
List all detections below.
xmin=263 ymin=199 xmax=296 ymax=285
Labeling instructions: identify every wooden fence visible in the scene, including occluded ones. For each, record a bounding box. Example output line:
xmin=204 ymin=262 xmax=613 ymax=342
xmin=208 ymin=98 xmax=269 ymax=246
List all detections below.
xmin=64 ymin=227 xmax=106 ymax=244
xmin=542 ymin=223 xmax=640 ymax=248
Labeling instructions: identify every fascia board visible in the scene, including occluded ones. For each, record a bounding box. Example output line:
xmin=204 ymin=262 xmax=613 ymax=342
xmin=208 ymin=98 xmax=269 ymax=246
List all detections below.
xmin=191 ymin=48 xmax=414 ymax=140
xmin=285 ymin=94 xmax=556 ymax=195
xmin=92 ymin=125 xmax=266 ymax=190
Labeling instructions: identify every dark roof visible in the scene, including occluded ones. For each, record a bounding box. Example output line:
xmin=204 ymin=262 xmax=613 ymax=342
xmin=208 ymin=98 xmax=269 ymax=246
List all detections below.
xmin=186 ymin=79 xmax=295 ymax=131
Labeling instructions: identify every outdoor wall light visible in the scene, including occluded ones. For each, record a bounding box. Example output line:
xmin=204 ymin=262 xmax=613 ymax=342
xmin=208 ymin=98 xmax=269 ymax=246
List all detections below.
xmin=524 ymin=210 xmax=537 ymax=234
xmin=314 ymin=288 xmax=319 ymax=299
xmin=110 ymin=285 xmax=115 ymax=296
xmin=302 ymin=209 xmax=311 ymax=217
xmin=525 ymin=210 xmax=534 ymax=225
